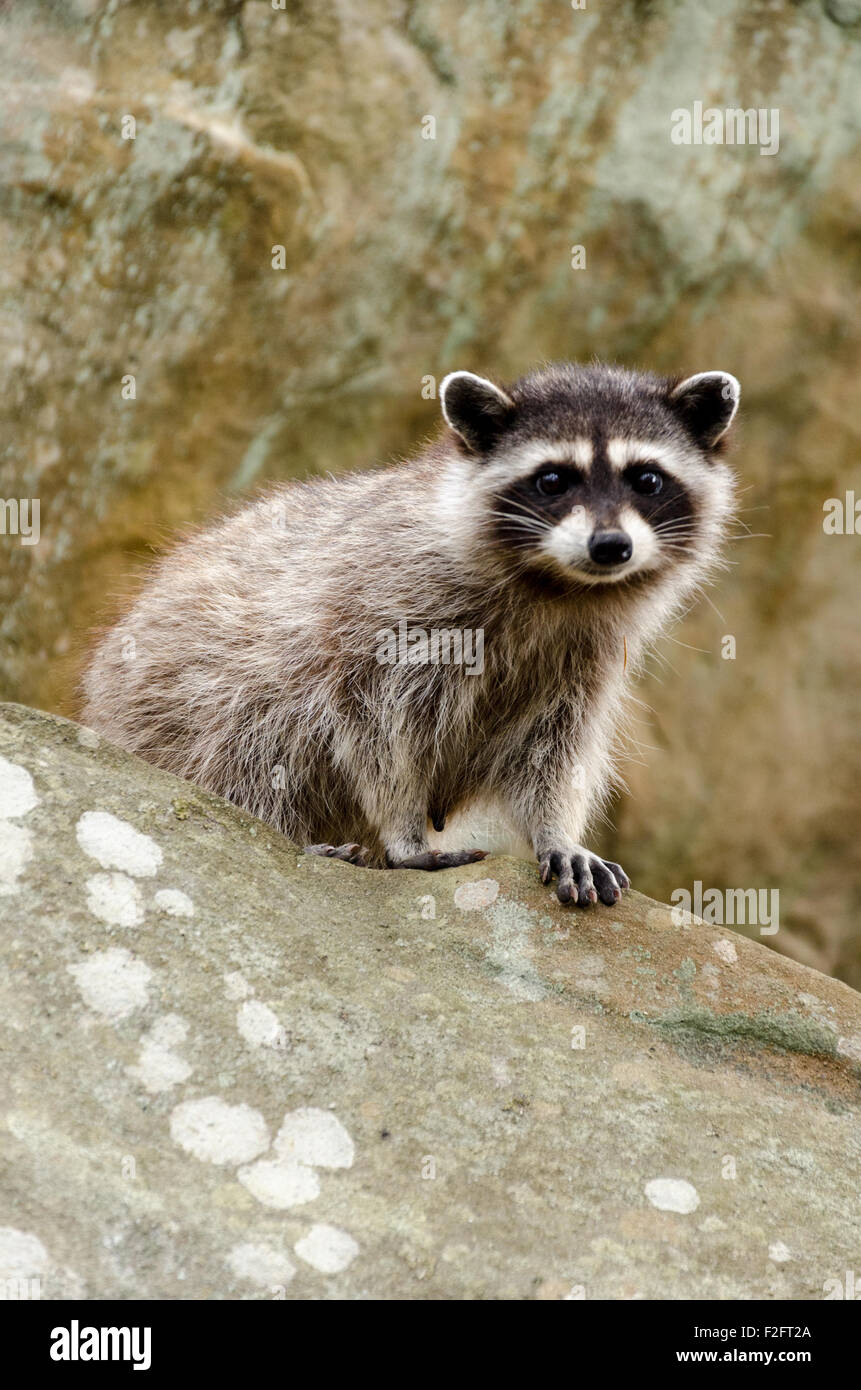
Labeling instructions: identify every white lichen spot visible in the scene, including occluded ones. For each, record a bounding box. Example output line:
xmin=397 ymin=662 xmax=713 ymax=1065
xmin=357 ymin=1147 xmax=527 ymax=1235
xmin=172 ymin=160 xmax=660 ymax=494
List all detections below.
xmin=575 ymin=954 xmax=605 ymax=977
xmin=486 ymin=900 xmax=547 ymax=1002
xmin=76 ymin=727 xmax=100 ymax=750
xmin=575 ymin=952 xmax=608 ymax=993
xmin=575 ymin=974 xmax=609 ymax=997
xmin=0 ymin=822 xmax=34 ymax=897
xmin=0 ymin=759 xmax=39 ymax=819
xmin=153 ymin=888 xmax=194 ymax=918
xmin=127 ymin=1016 xmax=192 ymax=1093
xmin=713 ymin=938 xmax=738 ymax=965
xmin=85 ymin=872 xmax=144 ymax=928
xmin=223 ymin=970 xmax=252 ymax=1001
xmin=384 ymin=965 xmax=416 ymax=983
xmin=701 ymin=962 xmax=721 ymax=994
xmin=454 ymin=878 xmax=499 ymax=911
xmin=226 ymin=1242 xmax=296 ymax=1287
xmin=61 ymin=66 xmax=96 ymax=103
xmin=698 ymin=1215 xmax=727 ymax=1233
xmin=237 ymin=1158 xmax=320 ymax=1209
xmin=491 ymin=1056 xmax=511 ymax=1088
xmin=0 ymin=1227 xmax=48 ymax=1279
xmin=796 ymin=991 xmax=829 ymax=1014
xmin=769 ymin=1240 xmax=792 ymax=1263
xmin=76 ymin=810 xmax=163 ymax=877
xmin=169 ymin=1097 xmax=269 ymax=1166
xmin=644 ymin=1177 xmax=700 ymax=1215
xmin=68 ymin=948 xmax=152 ymax=1022
xmin=237 ymin=1000 xmax=285 ymax=1049
xmin=151 ymin=1014 xmax=186 ymax=1047
xmin=837 ymin=1035 xmax=861 ymax=1062
xmin=645 ymin=904 xmax=682 ymax=932
xmin=274 ymin=1108 xmax=354 ymax=1169
xmin=294 ymin=1224 xmax=359 ymax=1274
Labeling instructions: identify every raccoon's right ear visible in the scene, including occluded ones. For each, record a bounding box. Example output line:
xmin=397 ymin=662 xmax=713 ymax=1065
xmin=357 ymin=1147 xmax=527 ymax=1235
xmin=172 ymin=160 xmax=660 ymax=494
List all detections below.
xmin=440 ymin=371 xmax=515 ymax=453
xmin=669 ymin=371 xmax=741 ymax=449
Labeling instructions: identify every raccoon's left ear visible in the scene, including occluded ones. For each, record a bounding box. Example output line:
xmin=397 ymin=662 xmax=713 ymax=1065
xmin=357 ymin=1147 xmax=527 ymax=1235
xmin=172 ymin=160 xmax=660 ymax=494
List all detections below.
xmin=440 ymin=371 xmax=516 ymax=453
xmin=669 ymin=371 xmax=740 ymax=448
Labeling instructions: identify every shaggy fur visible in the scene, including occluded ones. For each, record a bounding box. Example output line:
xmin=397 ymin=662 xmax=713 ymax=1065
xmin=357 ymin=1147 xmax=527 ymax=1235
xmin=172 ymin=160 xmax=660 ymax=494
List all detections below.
xmin=81 ymin=362 xmax=738 ymax=904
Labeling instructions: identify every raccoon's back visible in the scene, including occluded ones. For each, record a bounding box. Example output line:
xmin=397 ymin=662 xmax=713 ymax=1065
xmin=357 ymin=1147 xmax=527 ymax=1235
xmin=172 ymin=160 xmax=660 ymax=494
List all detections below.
xmin=82 ymin=482 xmax=358 ymax=773
xmin=79 ymin=462 xmax=445 ymax=809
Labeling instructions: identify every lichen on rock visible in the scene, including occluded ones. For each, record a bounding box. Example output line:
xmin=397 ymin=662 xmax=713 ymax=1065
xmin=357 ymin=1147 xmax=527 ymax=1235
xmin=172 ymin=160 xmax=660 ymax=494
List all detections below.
xmin=1 ymin=701 xmax=859 ymax=1299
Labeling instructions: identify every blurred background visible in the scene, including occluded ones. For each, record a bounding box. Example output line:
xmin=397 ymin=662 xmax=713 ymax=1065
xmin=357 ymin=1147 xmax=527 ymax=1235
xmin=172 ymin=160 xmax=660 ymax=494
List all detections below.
xmin=1 ymin=0 xmax=859 ymax=983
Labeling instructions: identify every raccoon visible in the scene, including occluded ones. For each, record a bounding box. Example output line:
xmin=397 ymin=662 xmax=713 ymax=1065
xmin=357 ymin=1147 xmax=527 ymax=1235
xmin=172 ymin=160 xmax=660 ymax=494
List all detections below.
xmin=81 ymin=362 xmax=739 ymax=905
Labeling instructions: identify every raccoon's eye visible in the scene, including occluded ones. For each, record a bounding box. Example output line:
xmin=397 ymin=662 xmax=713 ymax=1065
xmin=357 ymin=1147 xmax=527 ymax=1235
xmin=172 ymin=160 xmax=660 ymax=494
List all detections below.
xmin=535 ymin=470 xmax=569 ymax=496
xmin=628 ymin=467 xmax=664 ymax=496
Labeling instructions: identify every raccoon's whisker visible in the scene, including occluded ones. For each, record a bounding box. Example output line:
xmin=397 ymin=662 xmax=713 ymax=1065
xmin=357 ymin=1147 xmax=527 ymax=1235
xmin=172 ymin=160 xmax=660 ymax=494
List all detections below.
xmin=652 ymin=518 xmax=697 ymax=533
xmin=662 ymin=635 xmax=710 ymax=654
xmin=652 ymin=523 xmax=697 ymax=537
xmin=652 ymin=526 xmax=697 ymax=543
xmin=644 ymin=646 xmax=673 ymax=674
xmin=640 ymin=661 xmax=667 ymax=686
xmin=654 ymin=532 xmax=697 ymax=544
xmin=490 ymin=511 xmax=552 ymax=534
xmin=651 ymin=645 xmax=682 ymax=677
xmin=489 ymin=509 xmax=551 ymax=529
xmin=490 ymin=502 xmax=554 ymax=528
xmin=699 ymin=591 xmax=727 ymax=624
xmin=646 ymin=493 xmax=697 ymax=526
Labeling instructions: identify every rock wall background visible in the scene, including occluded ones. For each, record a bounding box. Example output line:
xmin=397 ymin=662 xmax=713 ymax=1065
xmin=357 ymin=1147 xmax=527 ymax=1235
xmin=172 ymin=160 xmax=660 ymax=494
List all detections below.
xmin=1 ymin=1 xmax=859 ymax=980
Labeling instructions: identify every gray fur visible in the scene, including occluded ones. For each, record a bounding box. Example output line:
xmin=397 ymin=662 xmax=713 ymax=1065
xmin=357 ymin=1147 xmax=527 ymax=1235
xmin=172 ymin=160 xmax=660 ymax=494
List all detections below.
xmin=81 ymin=362 xmax=738 ymax=904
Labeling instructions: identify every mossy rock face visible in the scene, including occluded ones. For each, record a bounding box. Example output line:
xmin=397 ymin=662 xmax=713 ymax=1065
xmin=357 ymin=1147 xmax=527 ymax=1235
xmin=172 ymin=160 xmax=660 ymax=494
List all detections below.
xmin=1 ymin=702 xmax=860 ymax=1299
xmin=1 ymin=8 xmax=859 ymax=976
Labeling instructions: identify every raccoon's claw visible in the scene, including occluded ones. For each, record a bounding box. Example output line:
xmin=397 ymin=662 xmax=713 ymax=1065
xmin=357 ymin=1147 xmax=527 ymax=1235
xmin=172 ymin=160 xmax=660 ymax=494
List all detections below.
xmin=305 ymin=842 xmax=374 ymax=867
xmin=603 ymin=859 xmax=630 ymax=892
xmin=538 ymin=848 xmax=629 ymax=906
xmin=388 ymin=849 xmax=487 ymax=871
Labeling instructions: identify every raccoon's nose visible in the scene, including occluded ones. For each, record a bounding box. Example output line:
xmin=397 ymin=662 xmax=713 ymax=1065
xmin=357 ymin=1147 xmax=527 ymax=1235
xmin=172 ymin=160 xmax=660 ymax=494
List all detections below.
xmin=588 ymin=530 xmax=633 ymax=566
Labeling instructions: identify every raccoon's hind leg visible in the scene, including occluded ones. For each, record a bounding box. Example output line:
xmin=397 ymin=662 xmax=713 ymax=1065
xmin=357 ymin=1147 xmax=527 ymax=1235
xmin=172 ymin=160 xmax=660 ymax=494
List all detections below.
xmin=310 ymin=782 xmax=488 ymax=873
xmin=380 ymin=803 xmax=487 ymax=871
xmin=303 ymin=842 xmax=486 ymax=871
xmin=305 ymin=843 xmax=376 ymax=867
xmin=387 ymin=849 xmax=487 ymax=870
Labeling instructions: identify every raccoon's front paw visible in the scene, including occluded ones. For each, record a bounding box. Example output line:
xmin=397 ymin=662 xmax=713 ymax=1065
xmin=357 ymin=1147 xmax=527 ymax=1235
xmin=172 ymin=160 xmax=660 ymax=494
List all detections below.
xmin=538 ymin=847 xmax=630 ymax=906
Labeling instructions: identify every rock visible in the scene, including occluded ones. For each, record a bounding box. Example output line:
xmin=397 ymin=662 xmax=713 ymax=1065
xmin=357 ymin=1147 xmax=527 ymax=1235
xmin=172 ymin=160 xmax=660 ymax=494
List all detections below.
xmin=1 ymin=700 xmax=860 ymax=1300
xmin=1 ymin=0 xmax=860 ymax=988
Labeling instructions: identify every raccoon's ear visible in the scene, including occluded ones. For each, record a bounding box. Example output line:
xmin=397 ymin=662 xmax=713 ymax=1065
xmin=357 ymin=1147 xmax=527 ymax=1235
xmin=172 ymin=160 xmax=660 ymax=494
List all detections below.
xmin=669 ymin=371 xmax=740 ymax=448
xmin=440 ymin=371 xmax=515 ymax=453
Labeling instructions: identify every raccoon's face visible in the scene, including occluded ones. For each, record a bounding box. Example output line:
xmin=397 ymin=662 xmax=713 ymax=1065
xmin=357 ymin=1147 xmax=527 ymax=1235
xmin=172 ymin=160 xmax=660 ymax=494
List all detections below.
xmin=439 ymin=363 xmax=738 ymax=589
